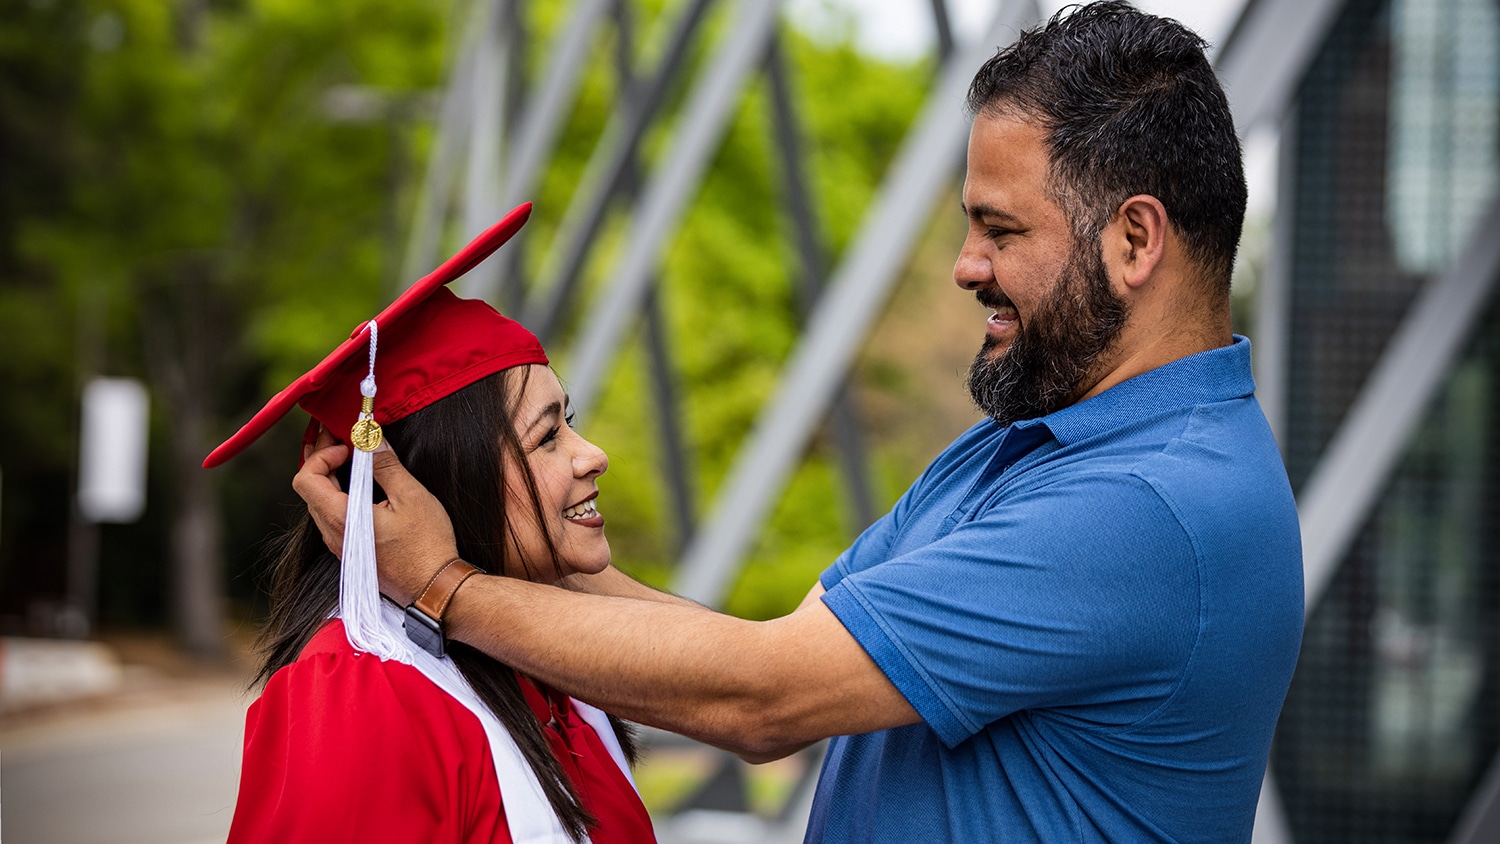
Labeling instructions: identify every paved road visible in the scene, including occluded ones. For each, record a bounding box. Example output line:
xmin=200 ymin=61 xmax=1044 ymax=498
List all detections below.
xmin=0 ymin=665 xmax=817 ymax=844
xmin=1 ymin=673 xmax=248 ymax=844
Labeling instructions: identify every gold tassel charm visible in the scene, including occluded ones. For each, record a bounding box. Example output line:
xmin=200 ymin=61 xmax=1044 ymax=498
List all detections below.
xmin=350 ymin=395 xmax=383 ymax=452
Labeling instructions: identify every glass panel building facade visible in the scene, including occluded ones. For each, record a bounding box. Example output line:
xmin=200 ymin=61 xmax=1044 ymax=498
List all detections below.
xmin=1269 ymin=0 xmax=1500 ymax=839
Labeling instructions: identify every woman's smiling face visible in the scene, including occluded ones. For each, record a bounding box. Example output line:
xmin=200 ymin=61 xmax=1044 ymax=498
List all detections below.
xmin=501 ymin=365 xmax=611 ymax=583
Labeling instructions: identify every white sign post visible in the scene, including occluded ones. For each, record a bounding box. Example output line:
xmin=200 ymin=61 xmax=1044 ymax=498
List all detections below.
xmin=65 ymin=377 xmax=150 ymax=636
xmin=78 ymin=377 xmax=150 ymax=524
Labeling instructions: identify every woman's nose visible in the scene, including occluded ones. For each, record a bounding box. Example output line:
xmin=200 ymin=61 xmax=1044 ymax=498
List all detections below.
xmin=573 ymin=436 xmax=608 ymax=478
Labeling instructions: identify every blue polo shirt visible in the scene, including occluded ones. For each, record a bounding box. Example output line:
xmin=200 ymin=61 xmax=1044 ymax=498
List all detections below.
xmin=808 ymin=337 xmax=1303 ymax=843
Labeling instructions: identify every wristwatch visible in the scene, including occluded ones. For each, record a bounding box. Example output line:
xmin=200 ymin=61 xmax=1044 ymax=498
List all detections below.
xmin=404 ymin=558 xmax=482 ymax=658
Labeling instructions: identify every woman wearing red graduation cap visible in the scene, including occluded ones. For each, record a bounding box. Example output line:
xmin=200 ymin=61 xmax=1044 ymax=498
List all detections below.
xmin=206 ymin=204 xmax=656 ymax=843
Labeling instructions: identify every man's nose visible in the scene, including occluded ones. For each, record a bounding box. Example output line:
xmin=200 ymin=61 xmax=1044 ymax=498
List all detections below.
xmin=953 ymin=242 xmax=991 ymax=291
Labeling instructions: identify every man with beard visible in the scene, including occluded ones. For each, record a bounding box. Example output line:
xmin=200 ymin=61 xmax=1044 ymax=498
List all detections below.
xmin=294 ymin=3 xmax=1303 ymax=841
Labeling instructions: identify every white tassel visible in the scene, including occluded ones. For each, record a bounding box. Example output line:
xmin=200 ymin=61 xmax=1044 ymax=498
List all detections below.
xmin=339 ymin=320 xmax=412 ymax=663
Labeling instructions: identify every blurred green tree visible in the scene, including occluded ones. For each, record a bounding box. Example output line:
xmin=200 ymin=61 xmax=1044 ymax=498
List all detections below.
xmin=0 ymin=0 xmax=451 ymax=655
xmin=0 ymin=0 xmax=951 ymax=653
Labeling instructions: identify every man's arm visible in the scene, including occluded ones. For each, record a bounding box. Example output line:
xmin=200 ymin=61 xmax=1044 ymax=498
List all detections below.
xmin=445 ymin=574 xmax=911 ymax=761
xmin=294 ymin=439 xmax=920 ymax=762
xmin=558 ymin=564 xmax=703 ymax=608
xmin=293 ymin=429 xmax=697 ymax=609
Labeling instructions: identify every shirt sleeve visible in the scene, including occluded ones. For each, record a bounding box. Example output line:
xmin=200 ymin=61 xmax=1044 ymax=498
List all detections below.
xmin=820 ymin=506 xmax=903 ymax=592
xmin=820 ymin=443 xmax=948 ymax=591
xmin=821 ymin=472 xmax=1203 ymax=748
xmin=227 ymin=646 xmax=508 ymax=844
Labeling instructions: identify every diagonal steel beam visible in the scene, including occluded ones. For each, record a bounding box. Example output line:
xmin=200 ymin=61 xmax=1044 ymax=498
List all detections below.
xmin=1249 ymin=110 xmax=1296 ymax=451
xmin=561 ymin=0 xmax=786 ymax=418
xmin=405 ymin=0 xmax=615 ymax=302
xmin=928 ymin=0 xmax=954 ymax=61
xmin=1255 ymin=196 xmax=1500 ymax=844
xmin=1251 ymin=769 xmax=1293 ymax=844
xmin=671 ymin=0 xmax=1041 ymax=606
xmin=1216 ymin=0 xmax=1346 ymax=137
xmin=614 ymin=0 xmax=699 ymax=554
xmin=524 ymin=0 xmax=718 ymax=340
xmin=1449 ymin=749 xmax=1500 ymax=844
xmin=400 ymin=1 xmax=486 ymax=288
xmin=1218 ymin=4 xmax=1348 ymax=842
xmin=1296 ymin=194 xmax=1500 ymax=614
xmin=765 ymin=33 xmax=878 ymax=532
xmin=503 ymin=0 xmax=615 ymax=209
xmin=458 ymin=0 xmax=520 ymax=300
xmin=464 ymin=0 xmax=617 ymax=304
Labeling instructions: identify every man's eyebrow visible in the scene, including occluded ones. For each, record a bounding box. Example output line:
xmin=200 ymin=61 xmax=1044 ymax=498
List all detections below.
xmin=963 ymin=201 xmax=1023 ymax=225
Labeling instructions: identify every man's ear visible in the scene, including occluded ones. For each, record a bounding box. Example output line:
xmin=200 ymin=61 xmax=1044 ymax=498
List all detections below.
xmin=1104 ymin=194 xmax=1168 ymax=290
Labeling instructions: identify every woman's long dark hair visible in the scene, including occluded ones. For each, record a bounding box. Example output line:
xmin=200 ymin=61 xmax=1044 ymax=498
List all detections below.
xmin=252 ymin=366 xmax=634 ymax=842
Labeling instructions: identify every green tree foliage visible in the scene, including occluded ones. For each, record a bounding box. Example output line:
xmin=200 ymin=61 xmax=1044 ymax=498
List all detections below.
xmin=0 ymin=0 xmax=947 ymax=642
xmin=0 ymin=0 xmax=452 ymax=648
xmin=577 ymin=22 xmax=933 ymax=618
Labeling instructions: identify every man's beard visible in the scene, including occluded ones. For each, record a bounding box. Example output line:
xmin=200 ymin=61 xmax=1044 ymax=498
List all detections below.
xmin=966 ymin=237 xmax=1130 ymax=426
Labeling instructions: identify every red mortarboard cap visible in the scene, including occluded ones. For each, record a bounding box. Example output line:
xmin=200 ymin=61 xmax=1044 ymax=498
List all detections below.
xmin=203 ymin=203 xmax=546 ymax=469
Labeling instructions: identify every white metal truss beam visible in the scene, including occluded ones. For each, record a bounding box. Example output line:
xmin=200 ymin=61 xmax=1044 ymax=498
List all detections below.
xmin=1216 ymin=0 xmax=1347 ymax=137
xmin=1218 ymin=2 xmax=1346 ymax=837
xmin=1450 ymin=751 xmax=1500 ymax=844
xmin=523 ymin=0 xmax=717 ymax=339
xmin=401 ymin=3 xmax=486 ymax=286
xmin=562 ymin=0 xmax=785 ymax=418
xmin=1296 ymin=194 xmax=1500 ymax=613
xmin=671 ymin=0 xmax=1041 ymax=606
xmin=466 ymin=0 xmax=617 ymax=302
xmin=1250 ymin=108 xmax=1297 ymax=448
xmin=502 ymin=0 xmax=614 ymax=211
xmin=458 ymin=0 xmax=517 ymax=299
xmin=1251 ymin=770 xmax=1293 ymax=844
xmin=404 ymin=0 xmax=612 ymax=300
xmin=1249 ymin=193 xmax=1500 ymax=844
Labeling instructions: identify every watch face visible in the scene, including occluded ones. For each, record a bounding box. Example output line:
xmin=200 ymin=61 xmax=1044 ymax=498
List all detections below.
xmin=404 ymin=606 xmax=446 ymax=658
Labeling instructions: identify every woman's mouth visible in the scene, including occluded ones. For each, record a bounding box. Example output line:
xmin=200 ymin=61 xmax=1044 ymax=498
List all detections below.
xmin=563 ymin=498 xmax=603 ymax=526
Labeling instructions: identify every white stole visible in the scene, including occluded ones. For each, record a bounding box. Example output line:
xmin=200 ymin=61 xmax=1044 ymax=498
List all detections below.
xmin=374 ymin=601 xmax=635 ymax=843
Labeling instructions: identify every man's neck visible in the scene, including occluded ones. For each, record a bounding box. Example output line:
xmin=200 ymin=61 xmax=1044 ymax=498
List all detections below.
xmin=1078 ymin=308 xmax=1233 ymax=403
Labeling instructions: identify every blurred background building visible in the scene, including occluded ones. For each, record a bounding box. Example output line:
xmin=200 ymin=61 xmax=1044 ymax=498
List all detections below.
xmin=0 ymin=0 xmax=1497 ymax=842
xmin=1242 ymin=0 xmax=1500 ymax=841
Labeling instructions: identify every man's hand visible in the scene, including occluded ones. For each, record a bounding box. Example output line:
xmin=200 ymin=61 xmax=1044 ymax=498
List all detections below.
xmin=292 ymin=427 xmax=461 ymax=604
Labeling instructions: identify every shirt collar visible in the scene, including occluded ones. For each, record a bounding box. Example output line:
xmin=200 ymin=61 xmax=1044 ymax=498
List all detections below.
xmin=1017 ymin=335 xmax=1257 ymax=447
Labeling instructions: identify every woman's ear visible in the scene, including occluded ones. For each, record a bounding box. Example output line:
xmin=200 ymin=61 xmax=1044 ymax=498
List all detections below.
xmin=1103 ymin=194 xmax=1168 ymax=291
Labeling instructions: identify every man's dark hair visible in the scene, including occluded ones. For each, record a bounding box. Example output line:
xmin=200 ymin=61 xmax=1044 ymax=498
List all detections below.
xmin=967 ymin=1 xmax=1247 ymax=290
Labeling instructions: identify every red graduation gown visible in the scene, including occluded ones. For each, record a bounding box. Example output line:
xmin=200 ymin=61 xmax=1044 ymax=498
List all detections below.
xmin=227 ymin=621 xmax=656 ymax=843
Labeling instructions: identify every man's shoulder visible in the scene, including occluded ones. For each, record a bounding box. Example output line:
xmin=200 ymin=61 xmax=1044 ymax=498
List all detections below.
xmin=992 ymin=393 xmax=1297 ymax=553
xmin=1133 ymin=397 xmax=1295 ymax=519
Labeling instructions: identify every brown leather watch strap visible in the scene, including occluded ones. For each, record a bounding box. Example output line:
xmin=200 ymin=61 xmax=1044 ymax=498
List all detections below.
xmin=412 ymin=558 xmax=482 ymax=624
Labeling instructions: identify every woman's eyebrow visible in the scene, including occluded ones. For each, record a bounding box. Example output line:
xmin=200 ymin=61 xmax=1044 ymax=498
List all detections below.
xmin=523 ymin=400 xmax=563 ymax=434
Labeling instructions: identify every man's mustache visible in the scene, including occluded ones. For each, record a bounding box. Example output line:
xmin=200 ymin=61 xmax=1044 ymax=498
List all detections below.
xmin=976 ymin=288 xmax=1014 ymax=310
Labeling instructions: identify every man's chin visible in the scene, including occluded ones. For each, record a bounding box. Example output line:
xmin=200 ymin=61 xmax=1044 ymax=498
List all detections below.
xmin=978 ymin=336 xmax=1010 ymax=359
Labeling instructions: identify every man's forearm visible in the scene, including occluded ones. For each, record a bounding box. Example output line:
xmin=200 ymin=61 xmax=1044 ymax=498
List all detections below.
xmin=560 ymin=565 xmax=704 ymax=609
xmin=288 ymin=435 xmax=895 ymax=755
xmin=446 ymin=574 xmax=791 ymax=755
xmin=441 ymin=573 xmax=920 ymax=760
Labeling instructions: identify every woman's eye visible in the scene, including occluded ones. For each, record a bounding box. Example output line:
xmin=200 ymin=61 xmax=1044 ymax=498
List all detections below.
xmin=564 ymin=408 xmax=577 ymax=428
xmin=538 ymin=426 xmax=561 ymax=448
